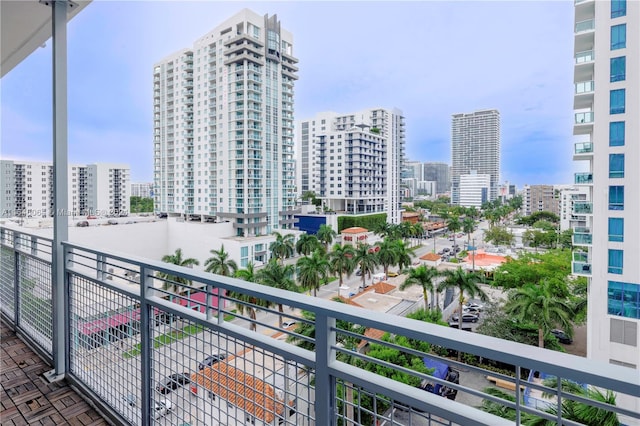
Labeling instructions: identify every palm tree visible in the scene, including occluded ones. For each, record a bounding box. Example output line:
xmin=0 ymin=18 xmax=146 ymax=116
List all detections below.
xmin=257 ymin=260 xmax=297 ymax=327
xmin=373 ymin=222 xmax=392 ymax=239
xmin=295 ymin=234 xmax=320 ymax=257
xmin=157 ymin=248 xmax=200 ymax=295
xmin=462 ymin=217 xmax=475 ymax=245
xmin=296 ymin=249 xmax=330 ymax=296
xmin=270 ymin=232 xmax=295 ymax=263
xmin=537 ymin=377 xmax=619 ymax=426
xmin=447 ymin=216 xmax=461 ymax=255
xmin=437 ymin=267 xmax=488 ymax=345
xmin=204 ymin=245 xmax=237 ymax=277
xmin=353 ymin=243 xmax=379 ymax=289
xmin=316 ymin=224 xmax=337 ymax=251
xmin=328 ymin=244 xmax=355 ymax=294
xmin=231 ymin=266 xmax=271 ymax=332
xmin=504 ymin=280 xmax=574 ymax=348
xmin=400 ymin=265 xmax=440 ymax=310
xmin=375 ymin=238 xmax=397 ymax=277
xmin=412 ymin=222 xmax=425 ymax=246
xmin=393 ymin=239 xmax=414 ymax=272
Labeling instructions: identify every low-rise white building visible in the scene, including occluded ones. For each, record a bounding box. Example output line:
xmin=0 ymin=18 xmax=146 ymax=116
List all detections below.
xmin=458 ymin=171 xmax=490 ymax=208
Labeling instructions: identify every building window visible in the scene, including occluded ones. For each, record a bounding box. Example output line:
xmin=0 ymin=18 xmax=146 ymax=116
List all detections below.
xmin=608 ymin=249 xmax=623 ymax=274
xmin=610 ymin=57 xmax=626 ymax=82
xmin=611 ymin=24 xmax=626 ymax=50
xmin=608 ymin=218 xmax=624 ymax=242
xmin=610 ymin=89 xmax=625 ymax=114
xmin=608 ymin=186 xmax=624 ymax=210
xmin=609 ymin=121 xmax=625 ymax=146
xmin=609 ymin=154 xmax=624 ymax=178
xmin=609 ymin=282 xmax=640 ymax=319
xmin=611 ymin=0 xmax=627 ymax=18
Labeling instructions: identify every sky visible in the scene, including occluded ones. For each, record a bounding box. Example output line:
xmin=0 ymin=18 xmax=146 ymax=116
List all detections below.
xmin=1 ymin=0 xmax=580 ymax=188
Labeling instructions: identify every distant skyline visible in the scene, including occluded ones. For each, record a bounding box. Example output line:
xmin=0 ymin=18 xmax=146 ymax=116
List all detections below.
xmin=1 ymin=1 xmax=580 ymax=188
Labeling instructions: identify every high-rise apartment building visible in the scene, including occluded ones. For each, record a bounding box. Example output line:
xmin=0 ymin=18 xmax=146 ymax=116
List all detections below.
xmin=423 ymin=162 xmax=451 ymax=195
xmin=153 ymin=9 xmax=299 ymax=236
xmin=572 ymin=0 xmax=639 ymax=415
xmin=0 ymin=161 xmax=130 ymax=218
xmin=296 ymin=108 xmax=405 ymax=223
xmin=451 ymin=109 xmax=500 ymax=205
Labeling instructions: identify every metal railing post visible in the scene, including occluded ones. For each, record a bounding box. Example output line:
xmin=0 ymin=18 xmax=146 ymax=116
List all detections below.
xmin=314 ymin=312 xmax=336 ymax=426
xmin=44 ymin=0 xmax=71 ymax=382
xmin=139 ymin=265 xmax=153 ymax=426
xmin=12 ymin=231 xmax=20 ymax=326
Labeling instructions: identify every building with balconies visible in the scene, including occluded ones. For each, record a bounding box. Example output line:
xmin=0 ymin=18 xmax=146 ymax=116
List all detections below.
xmin=153 ymin=9 xmax=300 ymax=235
xmin=295 ymin=108 xmax=405 ymax=224
xmin=451 ymin=110 xmax=500 ymax=205
xmin=573 ymin=0 xmax=640 ymax=416
xmin=0 ymin=160 xmax=130 ymax=218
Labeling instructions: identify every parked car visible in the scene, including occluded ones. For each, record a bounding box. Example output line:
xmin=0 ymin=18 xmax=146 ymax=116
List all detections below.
xmin=198 ymin=353 xmax=228 ymax=370
xmin=462 ymin=307 xmax=480 ymax=314
xmin=107 ymin=219 xmax=118 ymax=225
xmin=281 ymin=319 xmax=297 ymax=329
xmin=153 ymin=399 xmax=173 ymax=419
xmin=551 ymin=329 xmax=573 ymax=344
xmin=156 ymin=373 xmax=191 ymax=394
xmin=451 ymin=313 xmax=479 ymax=323
xmin=355 ymin=269 xmax=363 ymax=276
xmin=76 ymin=221 xmax=89 ymax=227
xmin=442 ymin=247 xmax=451 ymax=253
xmin=463 ymin=303 xmax=484 ymax=311
xmin=387 ymin=271 xmax=399 ymax=277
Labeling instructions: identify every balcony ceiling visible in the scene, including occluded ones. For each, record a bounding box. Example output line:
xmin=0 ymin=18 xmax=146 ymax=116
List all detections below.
xmin=1 ymin=0 xmax=91 ymax=78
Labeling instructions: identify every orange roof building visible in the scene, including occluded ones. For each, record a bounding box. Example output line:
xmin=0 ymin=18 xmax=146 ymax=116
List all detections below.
xmin=191 ymin=363 xmax=294 ymax=425
xmin=341 ymin=227 xmax=369 ymax=246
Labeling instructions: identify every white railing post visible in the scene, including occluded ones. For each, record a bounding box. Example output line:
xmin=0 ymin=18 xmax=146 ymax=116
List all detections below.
xmin=46 ymin=0 xmax=70 ymax=383
xmin=139 ymin=265 xmax=153 ymax=426
xmin=314 ymin=312 xmax=336 ymax=425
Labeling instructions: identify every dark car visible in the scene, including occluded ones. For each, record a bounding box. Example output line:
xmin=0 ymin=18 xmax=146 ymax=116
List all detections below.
xmin=76 ymin=221 xmax=89 ymax=227
xmin=198 ymin=353 xmax=227 ymax=370
xmin=156 ymin=373 xmax=191 ymax=394
xmin=451 ymin=313 xmax=479 ymax=323
xmin=355 ymin=269 xmax=362 ymax=276
xmin=551 ymin=329 xmax=573 ymax=344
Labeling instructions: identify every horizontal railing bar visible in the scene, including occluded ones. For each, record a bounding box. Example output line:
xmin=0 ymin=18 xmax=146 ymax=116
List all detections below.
xmin=61 ymin=240 xmax=640 ymax=399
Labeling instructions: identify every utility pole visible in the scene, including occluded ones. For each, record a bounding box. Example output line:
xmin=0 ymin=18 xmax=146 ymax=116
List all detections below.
xmin=472 ymin=237 xmax=476 ymax=272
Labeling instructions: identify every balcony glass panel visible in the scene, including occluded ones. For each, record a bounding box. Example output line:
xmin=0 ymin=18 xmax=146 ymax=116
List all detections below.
xmin=572 ymin=261 xmax=592 ymax=275
xmin=575 ymin=80 xmax=594 ymax=94
xmin=574 ymin=142 xmax=593 ymax=154
xmin=574 ymin=172 xmax=593 ymax=184
xmin=573 ymin=233 xmax=593 ymax=245
xmin=575 ymin=19 xmax=595 ymax=32
xmin=575 ymin=112 xmax=594 ymax=124
xmin=575 ymin=50 xmax=594 ymax=64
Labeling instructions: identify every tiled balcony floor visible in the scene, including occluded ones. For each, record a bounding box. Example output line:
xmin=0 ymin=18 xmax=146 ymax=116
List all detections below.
xmin=1 ymin=321 xmax=109 ymax=426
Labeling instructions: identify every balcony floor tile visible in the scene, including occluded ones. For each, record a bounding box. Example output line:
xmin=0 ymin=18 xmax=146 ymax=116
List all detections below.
xmin=1 ymin=321 xmax=108 ymax=426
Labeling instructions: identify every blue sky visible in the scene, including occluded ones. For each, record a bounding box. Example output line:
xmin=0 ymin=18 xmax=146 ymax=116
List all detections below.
xmin=1 ymin=1 xmax=579 ymax=188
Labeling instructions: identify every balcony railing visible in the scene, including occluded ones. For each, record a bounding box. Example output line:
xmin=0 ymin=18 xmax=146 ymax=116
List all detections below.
xmin=572 ymin=261 xmax=592 ymax=275
xmin=573 ymin=232 xmax=593 ymax=245
xmin=574 ymin=172 xmax=593 ymax=184
xmin=574 ymin=80 xmax=594 ymax=94
xmin=575 ymin=46 xmax=594 ymax=62
xmin=573 ymin=201 xmax=593 ymax=214
xmin=575 ymin=111 xmax=594 ymax=124
xmin=574 ymin=141 xmax=593 ymax=154
xmin=1 ymin=227 xmax=638 ymax=426
xmin=575 ymin=19 xmax=595 ymax=33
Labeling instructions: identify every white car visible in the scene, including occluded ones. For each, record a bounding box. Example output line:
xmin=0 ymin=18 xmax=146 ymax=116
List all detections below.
xmin=154 ymin=399 xmax=173 ymax=419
